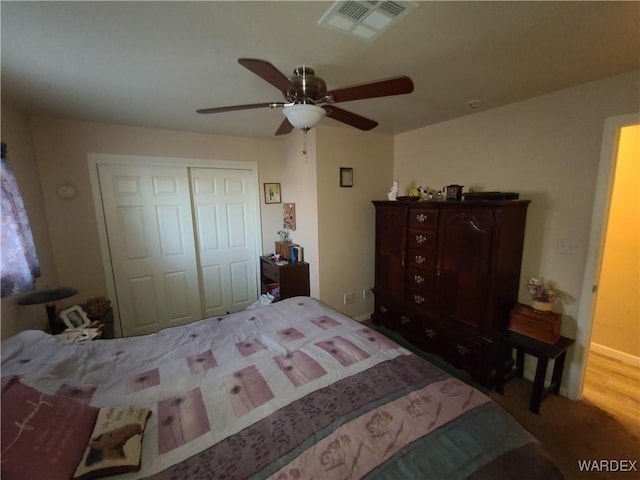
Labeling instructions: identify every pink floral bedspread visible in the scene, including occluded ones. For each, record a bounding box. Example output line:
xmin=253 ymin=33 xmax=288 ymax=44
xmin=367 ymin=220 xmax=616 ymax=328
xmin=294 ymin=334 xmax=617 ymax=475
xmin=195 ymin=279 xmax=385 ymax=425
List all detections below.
xmin=1 ymin=297 xmax=562 ymax=479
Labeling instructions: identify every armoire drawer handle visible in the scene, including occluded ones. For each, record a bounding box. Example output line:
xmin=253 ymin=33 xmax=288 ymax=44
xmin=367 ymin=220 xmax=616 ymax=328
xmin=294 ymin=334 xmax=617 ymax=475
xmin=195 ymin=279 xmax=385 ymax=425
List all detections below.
xmin=457 ymin=344 xmax=470 ymax=355
xmin=413 ymin=294 xmax=425 ymax=304
xmin=415 ymin=234 xmax=428 ymax=244
xmin=380 ymin=305 xmax=388 ymax=313
xmin=416 ymin=213 xmax=429 ymax=223
xmin=400 ymin=315 xmax=411 ymax=324
xmin=414 ymin=255 xmax=426 ymax=264
xmin=413 ymin=274 xmax=424 ymax=284
xmin=425 ymin=328 xmax=437 ymax=338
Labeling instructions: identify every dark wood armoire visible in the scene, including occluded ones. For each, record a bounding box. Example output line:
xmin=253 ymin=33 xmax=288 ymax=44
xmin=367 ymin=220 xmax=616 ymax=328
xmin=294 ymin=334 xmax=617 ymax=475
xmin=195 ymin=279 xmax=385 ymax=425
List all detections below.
xmin=371 ymin=200 xmax=530 ymax=386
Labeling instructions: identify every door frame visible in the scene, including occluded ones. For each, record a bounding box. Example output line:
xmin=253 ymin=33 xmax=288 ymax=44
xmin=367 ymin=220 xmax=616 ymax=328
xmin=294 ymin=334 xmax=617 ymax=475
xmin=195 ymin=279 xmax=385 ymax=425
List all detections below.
xmin=567 ymin=112 xmax=640 ymax=400
xmin=88 ymin=154 xmax=262 ymax=337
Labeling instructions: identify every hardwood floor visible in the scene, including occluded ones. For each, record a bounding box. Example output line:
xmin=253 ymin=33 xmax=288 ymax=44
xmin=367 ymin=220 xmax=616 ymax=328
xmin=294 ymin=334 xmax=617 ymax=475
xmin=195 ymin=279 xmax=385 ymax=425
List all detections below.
xmin=583 ymin=350 xmax=640 ymax=431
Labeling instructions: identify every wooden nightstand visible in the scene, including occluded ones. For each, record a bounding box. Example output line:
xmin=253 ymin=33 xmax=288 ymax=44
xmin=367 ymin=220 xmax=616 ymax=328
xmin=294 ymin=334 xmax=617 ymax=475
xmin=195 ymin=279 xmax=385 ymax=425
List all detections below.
xmin=496 ymin=330 xmax=574 ymax=414
xmin=260 ymin=256 xmax=310 ymax=301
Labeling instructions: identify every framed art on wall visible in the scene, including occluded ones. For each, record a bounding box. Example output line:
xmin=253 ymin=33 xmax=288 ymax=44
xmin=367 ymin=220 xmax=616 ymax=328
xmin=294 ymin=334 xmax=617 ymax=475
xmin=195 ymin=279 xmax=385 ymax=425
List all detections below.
xmin=264 ymin=183 xmax=281 ymax=204
xmin=340 ymin=167 xmax=353 ymax=188
xmin=283 ymin=203 xmax=296 ymax=230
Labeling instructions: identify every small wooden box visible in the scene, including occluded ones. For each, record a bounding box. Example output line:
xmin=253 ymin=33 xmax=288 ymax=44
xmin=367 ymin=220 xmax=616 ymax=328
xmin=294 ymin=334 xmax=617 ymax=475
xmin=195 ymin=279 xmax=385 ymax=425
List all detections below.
xmin=275 ymin=241 xmax=297 ymax=260
xmin=508 ymin=303 xmax=561 ymax=344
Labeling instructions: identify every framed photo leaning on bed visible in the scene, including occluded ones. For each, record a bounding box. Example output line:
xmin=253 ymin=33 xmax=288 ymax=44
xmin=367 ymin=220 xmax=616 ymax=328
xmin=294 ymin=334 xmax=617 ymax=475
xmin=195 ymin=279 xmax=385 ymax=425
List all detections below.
xmin=59 ymin=305 xmax=91 ymax=330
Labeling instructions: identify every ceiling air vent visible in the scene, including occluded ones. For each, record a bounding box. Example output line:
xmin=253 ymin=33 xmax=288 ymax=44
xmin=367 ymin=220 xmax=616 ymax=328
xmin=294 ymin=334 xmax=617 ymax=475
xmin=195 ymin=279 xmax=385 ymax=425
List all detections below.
xmin=319 ymin=0 xmax=418 ymax=41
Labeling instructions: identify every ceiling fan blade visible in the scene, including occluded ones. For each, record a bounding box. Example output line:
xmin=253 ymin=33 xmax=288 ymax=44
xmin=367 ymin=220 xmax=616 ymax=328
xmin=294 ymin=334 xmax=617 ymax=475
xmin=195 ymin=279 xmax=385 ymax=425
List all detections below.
xmin=196 ymin=102 xmax=284 ymax=114
xmin=323 ymin=106 xmax=378 ymax=131
xmin=275 ymin=118 xmax=294 ymax=136
xmin=327 ymin=76 xmax=414 ymax=103
xmin=238 ymin=58 xmax=296 ymax=95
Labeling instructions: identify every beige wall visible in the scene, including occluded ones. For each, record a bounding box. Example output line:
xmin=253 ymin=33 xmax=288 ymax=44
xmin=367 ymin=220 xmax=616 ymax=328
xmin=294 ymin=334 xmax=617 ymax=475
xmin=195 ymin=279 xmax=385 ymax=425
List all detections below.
xmin=394 ymin=70 xmax=640 ymax=393
xmin=23 ymin=115 xmax=284 ymax=313
xmin=3 ymin=69 xmax=637 ymax=373
xmin=591 ymin=124 xmax=640 ymax=358
xmin=279 ymin=130 xmax=321 ymax=297
xmin=0 ymin=104 xmax=58 ymax=339
xmin=316 ymin=125 xmax=394 ymax=318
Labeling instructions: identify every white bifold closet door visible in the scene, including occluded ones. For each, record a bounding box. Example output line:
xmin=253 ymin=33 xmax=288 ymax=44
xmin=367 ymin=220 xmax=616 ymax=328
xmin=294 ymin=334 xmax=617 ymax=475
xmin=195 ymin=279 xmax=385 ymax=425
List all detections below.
xmin=190 ymin=167 xmax=258 ymax=318
xmin=98 ymin=164 xmax=258 ymax=337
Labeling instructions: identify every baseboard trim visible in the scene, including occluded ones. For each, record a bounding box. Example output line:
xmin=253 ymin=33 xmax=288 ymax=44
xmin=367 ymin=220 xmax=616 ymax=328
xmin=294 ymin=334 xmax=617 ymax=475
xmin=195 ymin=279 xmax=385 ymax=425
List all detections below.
xmin=590 ymin=342 xmax=640 ymax=368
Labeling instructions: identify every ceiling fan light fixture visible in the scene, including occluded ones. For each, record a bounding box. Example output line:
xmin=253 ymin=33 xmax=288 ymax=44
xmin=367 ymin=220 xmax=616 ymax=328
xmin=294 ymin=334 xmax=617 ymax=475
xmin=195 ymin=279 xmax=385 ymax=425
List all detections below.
xmin=283 ymin=104 xmax=326 ymax=130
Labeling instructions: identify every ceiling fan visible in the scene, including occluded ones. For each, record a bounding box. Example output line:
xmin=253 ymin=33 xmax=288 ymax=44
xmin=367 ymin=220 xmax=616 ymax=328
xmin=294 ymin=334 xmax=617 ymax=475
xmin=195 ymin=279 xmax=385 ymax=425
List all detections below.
xmin=197 ymin=58 xmax=414 ymax=136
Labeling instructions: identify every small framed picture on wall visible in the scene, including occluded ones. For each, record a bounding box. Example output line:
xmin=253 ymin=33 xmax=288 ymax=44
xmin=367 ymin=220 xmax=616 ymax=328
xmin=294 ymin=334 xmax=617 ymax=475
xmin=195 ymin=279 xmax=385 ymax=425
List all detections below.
xmin=264 ymin=183 xmax=281 ymax=204
xmin=340 ymin=167 xmax=353 ymax=188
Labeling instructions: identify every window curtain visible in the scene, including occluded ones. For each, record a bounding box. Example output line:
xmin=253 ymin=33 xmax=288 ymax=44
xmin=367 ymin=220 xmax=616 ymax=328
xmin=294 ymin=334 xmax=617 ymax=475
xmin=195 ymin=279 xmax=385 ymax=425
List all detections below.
xmin=1 ymin=142 xmax=41 ymax=297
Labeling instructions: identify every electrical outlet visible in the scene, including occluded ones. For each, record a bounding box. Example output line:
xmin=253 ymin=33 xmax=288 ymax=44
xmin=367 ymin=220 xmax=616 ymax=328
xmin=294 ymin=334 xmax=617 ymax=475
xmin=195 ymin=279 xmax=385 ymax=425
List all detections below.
xmin=362 ymin=288 xmax=372 ymax=300
xmin=343 ymin=292 xmax=354 ymax=305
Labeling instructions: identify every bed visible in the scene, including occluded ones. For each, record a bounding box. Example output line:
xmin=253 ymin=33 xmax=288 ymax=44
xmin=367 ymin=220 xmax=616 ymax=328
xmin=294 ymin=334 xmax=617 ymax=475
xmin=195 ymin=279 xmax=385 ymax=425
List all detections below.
xmin=1 ymin=296 xmax=563 ymax=479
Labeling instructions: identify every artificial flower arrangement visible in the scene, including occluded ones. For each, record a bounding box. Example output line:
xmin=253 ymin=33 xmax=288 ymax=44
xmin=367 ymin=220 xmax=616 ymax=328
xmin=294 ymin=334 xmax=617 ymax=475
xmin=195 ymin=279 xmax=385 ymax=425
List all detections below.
xmin=527 ymin=277 xmax=562 ymax=303
xmin=527 ymin=277 xmax=569 ymax=311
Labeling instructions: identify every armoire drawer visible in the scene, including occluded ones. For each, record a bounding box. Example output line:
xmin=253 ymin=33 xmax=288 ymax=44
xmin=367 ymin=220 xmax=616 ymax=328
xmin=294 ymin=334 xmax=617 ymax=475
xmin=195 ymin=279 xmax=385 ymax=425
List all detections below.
xmin=407 ymin=229 xmax=436 ymax=249
xmin=445 ymin=335 xmax=483 ymax=374
xmin=413 ymin=317 xmax=447 ymax=356
xmin=405 ymin=289 xmax=435 ymax=309
xmin=408 ymin=208 xmax=438 ymax=230
xmin=407 ymin=248 xmax=436 ymax=270
xmin=406 ymin=268 xmax=434 ymax=293
xmin=374 ymin=299 xmax=415 ymax=338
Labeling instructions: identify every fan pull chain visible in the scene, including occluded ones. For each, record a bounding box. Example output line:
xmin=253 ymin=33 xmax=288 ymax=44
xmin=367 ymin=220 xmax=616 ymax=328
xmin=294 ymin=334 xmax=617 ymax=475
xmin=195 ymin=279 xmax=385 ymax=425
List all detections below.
xmin=302 ymin=127 xmax=309 ymax=155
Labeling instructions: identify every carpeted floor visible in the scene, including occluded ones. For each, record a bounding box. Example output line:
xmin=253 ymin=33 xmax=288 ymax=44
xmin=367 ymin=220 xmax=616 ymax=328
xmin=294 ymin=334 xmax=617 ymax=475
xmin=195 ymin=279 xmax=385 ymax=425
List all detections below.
xmin=365 ymin=321 xmax=640 ymax=479
xmin=490 ymin=378 xmax=640 ymax=480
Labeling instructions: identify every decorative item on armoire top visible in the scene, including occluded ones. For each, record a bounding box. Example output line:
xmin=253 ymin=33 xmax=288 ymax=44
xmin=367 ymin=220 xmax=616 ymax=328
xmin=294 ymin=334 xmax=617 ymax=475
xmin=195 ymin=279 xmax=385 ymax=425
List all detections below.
xmin=463 ymin=191 xmax=520 ymax=201
xmin=406 ymin=185 xmax=428 ymax=200
xmin=387 ymin=180 xmax=399 ymax=200
xmin=445 ymin=184 xmax=464 ymax=201
xmin=283 ymin=203 xmax=296 ymax=231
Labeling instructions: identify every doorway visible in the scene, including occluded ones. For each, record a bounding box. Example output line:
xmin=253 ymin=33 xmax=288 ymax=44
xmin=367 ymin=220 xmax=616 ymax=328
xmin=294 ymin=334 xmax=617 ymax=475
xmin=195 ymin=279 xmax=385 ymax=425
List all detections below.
xmin=571 ymin=114 xmax=639 ymax=425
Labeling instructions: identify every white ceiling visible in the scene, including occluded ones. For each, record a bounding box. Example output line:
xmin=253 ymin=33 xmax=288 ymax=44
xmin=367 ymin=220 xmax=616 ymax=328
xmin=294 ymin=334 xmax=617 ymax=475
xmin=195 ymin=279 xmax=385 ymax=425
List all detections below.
xmin=2 ymin=1 xmax=639 ymax=140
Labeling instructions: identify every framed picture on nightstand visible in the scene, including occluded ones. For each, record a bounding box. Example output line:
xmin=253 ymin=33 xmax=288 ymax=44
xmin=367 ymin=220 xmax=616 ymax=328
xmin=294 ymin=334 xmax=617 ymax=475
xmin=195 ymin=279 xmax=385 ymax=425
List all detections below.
xmin=59 ymin=305 xmax=91 ymax=330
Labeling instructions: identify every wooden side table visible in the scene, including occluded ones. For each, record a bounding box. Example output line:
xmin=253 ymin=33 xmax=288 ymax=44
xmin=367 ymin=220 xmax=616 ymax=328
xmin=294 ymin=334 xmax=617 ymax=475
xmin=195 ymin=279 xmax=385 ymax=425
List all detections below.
xmin=496 ymin=330 xmax=574 ymax=414
xmin=260 ymin=256 xmax=310 ymax=301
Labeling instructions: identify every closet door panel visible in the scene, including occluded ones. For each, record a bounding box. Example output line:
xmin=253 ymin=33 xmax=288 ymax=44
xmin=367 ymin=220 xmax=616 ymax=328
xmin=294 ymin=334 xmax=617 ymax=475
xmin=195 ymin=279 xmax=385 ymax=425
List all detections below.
xmin=98 ymin=164 xmax=201 ymax=336
xmin=191 ymin=168 xmax=259 ymax=316
xmin=230 ymin=260 xmax=251 ymax=306
xmin=201 ymin=265 xmax=224 ymax=311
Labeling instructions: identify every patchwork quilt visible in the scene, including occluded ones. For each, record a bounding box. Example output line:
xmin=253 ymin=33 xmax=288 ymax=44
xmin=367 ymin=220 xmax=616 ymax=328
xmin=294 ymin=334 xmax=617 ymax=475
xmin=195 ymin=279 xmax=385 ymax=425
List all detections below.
xmin=1 ymin=297 xmax=563 ymax=479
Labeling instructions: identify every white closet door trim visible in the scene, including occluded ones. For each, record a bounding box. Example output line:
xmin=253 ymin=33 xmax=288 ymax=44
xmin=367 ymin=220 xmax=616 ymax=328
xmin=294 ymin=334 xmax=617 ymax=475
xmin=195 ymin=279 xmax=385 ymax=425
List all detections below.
xmin=88 ymin=154 xmax=262 ymax=337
